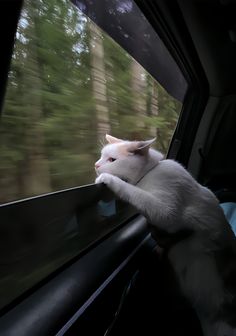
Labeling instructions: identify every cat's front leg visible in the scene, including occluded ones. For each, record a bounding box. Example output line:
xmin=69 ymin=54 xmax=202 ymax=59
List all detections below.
xmin=95 ymin=173 xmax=123 ymax=196
xmin=95 ymin=173 xmax=158 ymax=223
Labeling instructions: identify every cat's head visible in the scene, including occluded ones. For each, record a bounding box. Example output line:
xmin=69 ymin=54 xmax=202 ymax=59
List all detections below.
xmin=95 ymin=134 xmax=164 ymax=184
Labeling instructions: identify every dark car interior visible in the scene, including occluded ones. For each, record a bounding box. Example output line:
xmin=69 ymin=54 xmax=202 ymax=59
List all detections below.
xmin=0 ymin=0 xmax=236 ymax=335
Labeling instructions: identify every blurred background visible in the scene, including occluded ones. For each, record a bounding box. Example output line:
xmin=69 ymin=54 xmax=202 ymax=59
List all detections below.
xmin=0 ymin=0 xmax=182 ymax=204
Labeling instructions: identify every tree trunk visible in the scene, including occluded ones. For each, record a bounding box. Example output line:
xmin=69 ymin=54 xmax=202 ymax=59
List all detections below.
xmin=150 ymin=78 xmax=159 ymax=137
xmin=22 ymin=2 xmax=51 ymax=196
xmin=89 ymin=21 xmax=110 ymax=140
xmin=131 ymin=60 xmax=147 ymax=128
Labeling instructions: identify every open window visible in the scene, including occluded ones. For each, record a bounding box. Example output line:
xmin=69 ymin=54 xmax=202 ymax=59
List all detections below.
xmin=0 ymin=0 xmax=185 ymax=205
xmin=0 ymin=0 xmax=188 ymax=321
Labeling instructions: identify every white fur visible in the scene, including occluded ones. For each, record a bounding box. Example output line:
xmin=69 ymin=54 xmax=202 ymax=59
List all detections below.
xmin=95 ymin=137 xmax=236 ymax=336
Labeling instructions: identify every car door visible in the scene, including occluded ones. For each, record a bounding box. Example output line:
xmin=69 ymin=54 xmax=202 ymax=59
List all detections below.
xmin=0 ymin=0 xmax=207 ymax=335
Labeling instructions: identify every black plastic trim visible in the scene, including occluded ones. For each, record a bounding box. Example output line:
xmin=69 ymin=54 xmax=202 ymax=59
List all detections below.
xmin=0 ymin=216 xmax=150 ymax=336
xmin=55 ymin=235 xmax=151 ymax=336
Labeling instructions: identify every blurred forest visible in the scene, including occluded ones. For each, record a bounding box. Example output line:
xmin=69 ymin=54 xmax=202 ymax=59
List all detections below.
xmin=0 ymin=0 xmax=182 ymax=204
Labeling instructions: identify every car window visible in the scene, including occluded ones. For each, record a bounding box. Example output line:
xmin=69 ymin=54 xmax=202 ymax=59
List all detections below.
xmin=0 ymin=0 xmax=182 ymax=205
xmin=0 ymin=0 xmax=184 ymax=311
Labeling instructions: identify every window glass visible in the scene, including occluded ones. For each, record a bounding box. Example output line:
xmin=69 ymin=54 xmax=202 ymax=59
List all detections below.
xmin=0 ymin=184 xmax=136 ymax=311
xmin=0 ymin=0 xmax=182 ymax=205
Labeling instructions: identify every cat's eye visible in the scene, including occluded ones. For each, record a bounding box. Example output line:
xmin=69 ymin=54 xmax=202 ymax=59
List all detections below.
xmin=108 ymin=157 xmax=116 ymax=162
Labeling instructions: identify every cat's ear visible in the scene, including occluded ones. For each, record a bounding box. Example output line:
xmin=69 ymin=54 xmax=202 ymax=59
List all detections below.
xmin=128 ymin=138 xmax=156 ymax=155
xmin=106 ymin=134 xmax=123 ymax=144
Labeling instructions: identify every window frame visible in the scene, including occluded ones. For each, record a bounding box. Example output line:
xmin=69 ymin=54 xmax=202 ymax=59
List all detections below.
xmin=134 ymin=0 xmax=209 ymax=166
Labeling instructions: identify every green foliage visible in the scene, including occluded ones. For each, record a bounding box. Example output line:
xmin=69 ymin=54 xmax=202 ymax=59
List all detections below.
xmin=0 ymin=0 xmax=182 ymax=204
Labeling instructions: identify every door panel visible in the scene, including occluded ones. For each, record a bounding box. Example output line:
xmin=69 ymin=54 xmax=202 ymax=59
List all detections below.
xmin=0 ymin=216 xmax=152 ymax=335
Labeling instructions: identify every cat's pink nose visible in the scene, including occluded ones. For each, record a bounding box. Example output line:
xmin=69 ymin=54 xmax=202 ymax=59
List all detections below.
xmin=95 ymin=163 xmax=100 ymax=169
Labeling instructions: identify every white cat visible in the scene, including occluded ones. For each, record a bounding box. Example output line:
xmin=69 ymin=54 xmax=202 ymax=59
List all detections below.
xmin=95 ymin=134 xmax=236 ymax=336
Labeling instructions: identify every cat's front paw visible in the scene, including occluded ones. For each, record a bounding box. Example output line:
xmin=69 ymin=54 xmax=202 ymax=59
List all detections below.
xmin=95 ymin=173 xmax=114 ymax=185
